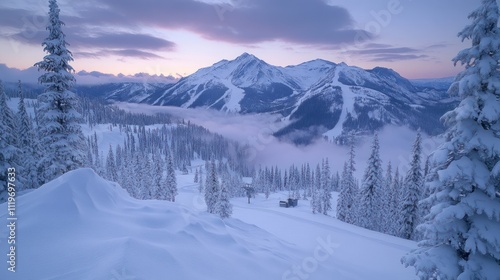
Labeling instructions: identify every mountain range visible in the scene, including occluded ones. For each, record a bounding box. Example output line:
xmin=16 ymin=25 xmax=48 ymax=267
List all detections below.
xmin=3 ymin=53 xmax=456 ymax=144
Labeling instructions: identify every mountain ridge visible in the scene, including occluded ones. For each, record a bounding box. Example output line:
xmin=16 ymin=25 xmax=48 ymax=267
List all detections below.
xmin=3 ymin=54 xmax=457 ymax=144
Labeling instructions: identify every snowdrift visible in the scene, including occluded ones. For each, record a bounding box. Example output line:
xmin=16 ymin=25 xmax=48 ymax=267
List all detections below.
xmin=0 ymin=168 xmax=298 ymax=280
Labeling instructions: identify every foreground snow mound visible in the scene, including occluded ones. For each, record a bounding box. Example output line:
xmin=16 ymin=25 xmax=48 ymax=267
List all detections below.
xmin=0 ymin=168 xmax=298 ymax=280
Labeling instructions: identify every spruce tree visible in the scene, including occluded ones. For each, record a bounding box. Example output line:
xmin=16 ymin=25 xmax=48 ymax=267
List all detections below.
xmin=16 ymin=81 xmax=38 ymax=190
xmin=35 ymin=0 xmax=85 ymax=183
xmin=311 ymin=164 xmax=322 ymax=214
xmin=205 ymin=160 xmax=219 ymax=214
xmin=398 ymin=131 xmax=423 ymax=240
xmin=337 ymin=162 xmax=350 ymax=222
xmin=165 ymin=151 xmax=177 ymax=202
xmin=321 ymin=158 xmax=332 ymax=215
xmin=0 ymin=81 xmax=20 ymax=201
xmin=105 ymin=145 xmax=118 ymax=182
xmin=388 ymin=167 xmax=402 ymax=236
xmin=358 ymin=133 xmax=383 ymax=231
xmin=216 ymin=180 xmax=233 ymax=219
xmin=403 ymin=1 xmax=500 ymax=278
xmin=381 ymin=161 xmax=393 ymax=233
xmin=149 ymin=152 xmax=163 ymax=200
xmin=337 ymin=143 xmax=358 ymax=224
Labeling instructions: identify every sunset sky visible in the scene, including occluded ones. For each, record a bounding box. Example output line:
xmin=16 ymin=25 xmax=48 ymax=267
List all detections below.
xmin=0 ymin=0 xmax=484 ymax=79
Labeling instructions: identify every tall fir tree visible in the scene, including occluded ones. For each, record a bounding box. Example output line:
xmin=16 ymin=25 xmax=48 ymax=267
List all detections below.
xmin=205 ymin=160 xmax=219 ymax=214
xmin=321 ymin=158 xmax=332 ymax=215
xmin=35 ymin=0 xmax=85 ymax=184
xmin=403 ymin=1 xmax=500 ymax=278
xmin=165 ymin=151 xmax=177 ymax=202
xmin=388 ymin=167 xmax=402 ymax=236
xmin=216 ymin=180 xmax=233 ymax=219
xmin=0 ymin=81 xmax=20 ymax=201
xmin=337 ymin=162 xmax=350 ymax=222
xmin=105 ymin=145 xmax=118 ymax=183
xmin=149 ymin=152 xmax=164 ymax=200
xmin=381 ymin=161 xmax=393 ymax=234
xmin=357 ymin=133 xmax=384 ymax=231
xmin=16 ymin=81 xmax=38 ymax=190
xmin=337 ymin=143 xmax=358 ymax=224
xmin=311 ymin=163 xmax=322 ymax=214
xmin=398 ymin=131 xmax=423 ymax=240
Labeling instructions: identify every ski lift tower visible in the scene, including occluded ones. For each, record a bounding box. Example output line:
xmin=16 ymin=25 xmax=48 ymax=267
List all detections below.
xmin=242 ymin=177 xmax=254 ymax=204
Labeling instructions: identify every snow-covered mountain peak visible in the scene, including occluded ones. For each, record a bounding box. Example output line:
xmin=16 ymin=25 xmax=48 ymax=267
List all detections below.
xmin=233 ymin=52 xmax=259 ymax=62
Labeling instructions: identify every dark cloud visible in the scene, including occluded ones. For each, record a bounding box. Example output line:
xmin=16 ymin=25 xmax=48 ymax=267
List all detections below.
xmin=0 ymin=6 xmax=174 ymax=60
xmin=96 ymin=0 xmax=373 ymax=46
xmin=72 ymin=33 xmax=175 ymax=50
xmin=1 ymin=0 xmax=373 ymax=49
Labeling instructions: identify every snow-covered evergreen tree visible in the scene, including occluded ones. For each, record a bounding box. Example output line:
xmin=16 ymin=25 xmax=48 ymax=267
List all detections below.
xmin=337 ymin=162 xmax=350 ymax=222
xmin=149 ymin=152 xmax=164 ymax=200
xmin=0 ymin=81 xmax=20 ymax=201
xmin=311 ymin=164 xmax=322 ymax=214
xmin=337 ymin=143 xmax=358 ymax=224
xmin=388 ymin=167 xmax=402 ymax=236
xmin=381 ymin=161 xmax=393 ymax=233
xmin=165 ymin=151 xmax=177 ymax=202
xmin=16 ymin=81 xmax=38 ymax=189
xmin=398 ymin=131 xmax=423 ymax=240
xmin=357 ymin=133 xmax=383 ymax=231
xmin=321 ymin=158 xmax=332 ymax=215
xmin=403 ymin=1 xmax=500 ymax=278
xmin=35 ymin=0 xmax=85 ymax=184
xmin=205 ymin=160 xmax=219 ymax=214
xmin=105 ymin=145 xmax=118 ymax=182
xmin=216 ymin=180 xmax=232 ymax=219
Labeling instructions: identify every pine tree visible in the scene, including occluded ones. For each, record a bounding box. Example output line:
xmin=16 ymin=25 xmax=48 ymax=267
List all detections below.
xmin=0 ymin=81 xmax=20 ymax=201
xmin=105 ymin=145 xmax=118 ymax=182
xmin=403 ymin=1 xmax=500 ymax=278
xmin=16 ymin=81 xmax=38 ymax=190
xmin=150 ymin=152 xmax=164 ymax=200
xmin=321 ymin=158 xmax=332 ymax=215
xmin=337 ymin=143 xmax=358 ymax=224
xmin=336 ymin=162 xmax=350 ymax=222
xmin=205 ymin=160 xmax=219 ymax=214
xmin=380 ymin=161 xmax=393 ymax=233
xmin=388 ymin=167 xmax=402 ymax=236
xmin=398 ymin=131 xmax=423 ymax=240
xmin=311 ymin=164 xmax=322 ymax=214
xmin=165 ymin=151 xmax=177 ymax=202
xmin=358 ymin=133 xmax=383 ymax=231
xmin=35 ymin=0 xmax=85 ymax=184
xmin=216 ymin=180 xmax=233 ymax=219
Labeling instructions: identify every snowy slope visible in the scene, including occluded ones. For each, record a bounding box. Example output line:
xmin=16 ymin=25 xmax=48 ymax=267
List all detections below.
xmin=0 ymin=169 xmax=300 ymax=280
xmin=0 ymin=167 xmax=418 ymax=279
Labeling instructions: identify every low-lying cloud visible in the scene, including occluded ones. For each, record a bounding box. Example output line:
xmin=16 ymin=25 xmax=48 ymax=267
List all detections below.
xmin=116 ymin=103 xmax=442 ymax=177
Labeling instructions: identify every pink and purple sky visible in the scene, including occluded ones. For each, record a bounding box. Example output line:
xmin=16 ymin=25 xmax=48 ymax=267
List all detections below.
xmin=0 ymin=0 xmax=486 ymax=79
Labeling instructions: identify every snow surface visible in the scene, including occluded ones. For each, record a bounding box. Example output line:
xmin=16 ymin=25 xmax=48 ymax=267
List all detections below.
xmin=0 ymin=169 xmax=299 ymax=280
xmin=1 ymin=168 xmax=417 ymax=280
xmin=323 ymin=67 xmax=357 ymax=139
